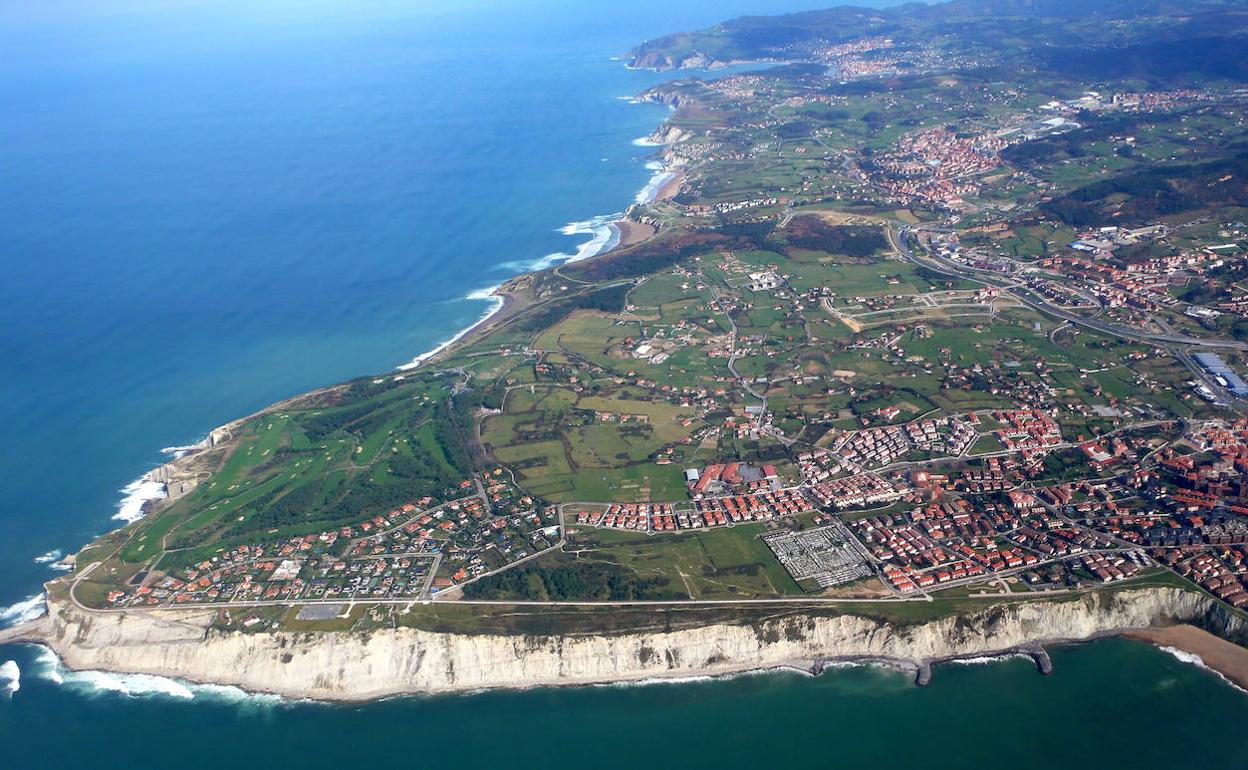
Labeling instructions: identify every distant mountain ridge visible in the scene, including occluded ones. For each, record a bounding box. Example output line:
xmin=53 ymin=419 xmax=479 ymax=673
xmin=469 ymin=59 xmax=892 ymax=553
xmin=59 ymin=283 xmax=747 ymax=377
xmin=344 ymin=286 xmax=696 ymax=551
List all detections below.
xmin=627 ymin=0 xmax=1248 ymax=74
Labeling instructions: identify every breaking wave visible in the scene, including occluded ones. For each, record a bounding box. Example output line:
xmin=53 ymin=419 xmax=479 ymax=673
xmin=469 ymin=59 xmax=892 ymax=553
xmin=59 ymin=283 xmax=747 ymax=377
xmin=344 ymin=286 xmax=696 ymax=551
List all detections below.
xmin=594 ymin=666 xmax=809 ymax=690
xmin=396 ymin=285 xmax=506 ymax=371
xmin=1160 ymin=646 xmax=1248 ymax=695
xmin=33 ymin=549 xmax=70 ymax=572
xmin=114 ymin=476 xmax=167 ymax=524
xmin=0 ymin=594 xmax=47 ymax=628
xmin=160 ymin=439 xmax=207 ymax=458
xmin=496 ymin=213 xmax=623 ymax=274
xmin=394 ymin=205 xmax=624 ymax=370
xmin=32 ymin=647 xmax=287 ymax=706
xmin=33 ymin=549 xmax=61 ymax=564
xmin=397 ymin=109 xmax=675 ymax=372
xmin=0 ymin=660 xmax=19 ymax=695
xmin=947 ymin=653 xmax=1032 ymax=666
xmin=635 ymin=162 xmax=676 ymax=205
xmin=593 ymin=674 xmax=717 ymax=689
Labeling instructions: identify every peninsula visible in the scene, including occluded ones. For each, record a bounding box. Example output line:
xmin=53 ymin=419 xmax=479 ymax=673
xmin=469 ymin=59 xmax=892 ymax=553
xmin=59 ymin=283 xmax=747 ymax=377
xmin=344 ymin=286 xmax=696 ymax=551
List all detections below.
xmin=10 ymin=0 xmax=1248 ymax=699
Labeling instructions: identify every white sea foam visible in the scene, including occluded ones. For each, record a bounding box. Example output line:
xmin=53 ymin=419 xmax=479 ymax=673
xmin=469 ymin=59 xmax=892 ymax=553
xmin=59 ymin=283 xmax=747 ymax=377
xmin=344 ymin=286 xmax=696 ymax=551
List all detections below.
xmin=33 ymin=549 xmax=62 ymax=564
xmin=113 ymin=477 xmax=167 ymax=524
xmin=399 ymin=202 xmax=634 ymax=372
xmin=396 ymin=285 xmax=506 ymax=371
xmin=593 ymin=674 xmax=716 ymax=689
xmin=68 ymin=669 xmax=196 ymax=699
xmin=0 ymin=660 xmax=19 ymax=695
xmin=635 ymin=167 xmax=677 ymax=205
xmin=815 ymin=659 xmax=923 ymax=677
xmin=496 ymin=213 xmax=623 ymax=274
xmin=559 ymin=214 xmax=622 ymax=262
xmin=594 ymin=666 xmax=810 ymax=690
xmin=818 ymin=660 xmax=864 ymax=670
xmin=395 ymin=112 xmax=678 ymax=372
xmin=0 ymin=594 xmax=47 ymax=627
xmin=160 ymin=439 xmax=207 ymax=458
xmin=465 ymin=285 xmax=503 ymax=302
xmin=947 ymin=653 xmax=1032 ymax=666
xmin=34 ymin=648 xmax=62 ymax=685
xmin=1161 ymin=646 xmax=1205 ymax=667
xmin=32 ymin=647 xmax=286 ymax=705
xmin=1160 ymin=645 xmax=1248 ymax=694
xmin=34 ymin=549 xmax=71 ymax=572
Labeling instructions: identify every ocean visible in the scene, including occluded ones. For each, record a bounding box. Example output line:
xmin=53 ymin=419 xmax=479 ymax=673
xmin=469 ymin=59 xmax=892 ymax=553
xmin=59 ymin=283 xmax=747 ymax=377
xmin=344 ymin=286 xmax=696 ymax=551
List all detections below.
xmin=2 ymin=639 xmax=1247 ymax=768
xmin=1 ymin=0 xmax=1246 ymax=764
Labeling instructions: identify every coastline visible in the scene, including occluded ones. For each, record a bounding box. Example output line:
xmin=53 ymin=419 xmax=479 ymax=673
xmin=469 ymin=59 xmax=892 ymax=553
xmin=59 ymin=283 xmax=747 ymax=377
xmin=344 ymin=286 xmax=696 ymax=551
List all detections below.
xmin=2 ymin=585 xmax=1240 ymax=702
xmin=1125 ymin=625 xmax=1248 ymax=692
xmin=615 ymin=218 xmax=655 ymax=247
xmin=0 ymin=75 xmax=690 ymax=637
xmin=654 ymin=169 xmax=684 ymax=201
xmin=0 ymin=625 xmax=1216 ymax=704
xmin=413 ymin=136 xmax=681 ymax=371
xmin=126 ymin=85 xmax=684 ymax=513
xmin=12 ymin=30 xmax=1248 ymax=712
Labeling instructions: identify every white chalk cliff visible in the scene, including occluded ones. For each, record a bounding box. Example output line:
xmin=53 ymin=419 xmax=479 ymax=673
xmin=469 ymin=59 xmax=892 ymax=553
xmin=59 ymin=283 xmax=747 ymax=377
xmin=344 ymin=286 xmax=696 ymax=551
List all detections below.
xmin=4 ymin=587 xmax=1242 ymax=701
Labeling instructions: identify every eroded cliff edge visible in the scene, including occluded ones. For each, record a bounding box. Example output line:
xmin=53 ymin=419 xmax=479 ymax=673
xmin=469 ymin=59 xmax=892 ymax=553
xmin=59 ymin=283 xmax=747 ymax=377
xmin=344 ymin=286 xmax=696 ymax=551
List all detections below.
xmin=3 ymin=587 xmax=1244 ymax=700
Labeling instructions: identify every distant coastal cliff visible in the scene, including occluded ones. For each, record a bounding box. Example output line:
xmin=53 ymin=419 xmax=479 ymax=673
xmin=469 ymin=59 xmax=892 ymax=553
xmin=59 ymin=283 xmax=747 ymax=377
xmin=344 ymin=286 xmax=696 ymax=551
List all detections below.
xmin=3 ymin=587 xmax=1242 ymax=701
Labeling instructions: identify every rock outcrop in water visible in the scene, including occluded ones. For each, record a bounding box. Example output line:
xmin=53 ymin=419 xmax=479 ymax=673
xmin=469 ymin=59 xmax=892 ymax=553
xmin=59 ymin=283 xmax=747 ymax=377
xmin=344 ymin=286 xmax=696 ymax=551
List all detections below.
xmin=2 ymin=587 xmax=1243 ymax=701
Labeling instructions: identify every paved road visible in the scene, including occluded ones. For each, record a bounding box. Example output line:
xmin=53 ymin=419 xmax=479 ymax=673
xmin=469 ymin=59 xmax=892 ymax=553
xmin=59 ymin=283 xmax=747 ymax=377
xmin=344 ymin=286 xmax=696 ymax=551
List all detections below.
xmin=888 ymin=226 xmax=1248 ymax=351
xmin=708 ymin=280 xmax=768 ymax=408
xmin=55 ymin=582 xmax=1154 ymax=614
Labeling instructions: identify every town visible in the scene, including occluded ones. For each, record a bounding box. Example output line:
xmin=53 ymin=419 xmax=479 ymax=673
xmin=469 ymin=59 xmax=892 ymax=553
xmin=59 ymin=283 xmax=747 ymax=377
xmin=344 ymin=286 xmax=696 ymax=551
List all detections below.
xmin=68 ymin=2 xmax=1248 ymax=632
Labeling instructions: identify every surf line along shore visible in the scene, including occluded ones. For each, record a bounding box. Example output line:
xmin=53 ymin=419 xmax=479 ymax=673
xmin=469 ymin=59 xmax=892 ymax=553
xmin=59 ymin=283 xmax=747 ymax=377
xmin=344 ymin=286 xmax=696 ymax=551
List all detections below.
xmin=399 ymin=84 xmax=689 ymax=373
xmin=10 ymin=48 xmax=1248 ymax=703
xmin=1124 ymin=625 xmax=1248 ymax=692
xmin=397 ymin=111 xmax=683 ymax=375
xmin=6 ymin=139 xmax=1248 ymax=705
xmin=3 ymin=586 xmax=1248 ymax=701
xmin=11 ymin=81 xmax=691 ymax=565
xmin=0 ymin=76 xmax=689 ymax=674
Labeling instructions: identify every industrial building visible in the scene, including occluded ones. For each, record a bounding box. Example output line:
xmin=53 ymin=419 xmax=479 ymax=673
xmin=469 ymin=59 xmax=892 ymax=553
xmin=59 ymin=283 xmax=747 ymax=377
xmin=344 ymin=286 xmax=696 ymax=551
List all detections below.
xmin=1194 ymin=353 xmax=1248 ymax=397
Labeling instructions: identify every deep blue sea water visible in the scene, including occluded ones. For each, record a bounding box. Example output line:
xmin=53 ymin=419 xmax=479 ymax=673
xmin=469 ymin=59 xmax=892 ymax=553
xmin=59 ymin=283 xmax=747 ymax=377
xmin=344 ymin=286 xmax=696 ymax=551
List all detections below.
xmin=0 ymin=0 xmax=807 ymax=601
xmin=2 ymin=1 xmax=1247 ymax=764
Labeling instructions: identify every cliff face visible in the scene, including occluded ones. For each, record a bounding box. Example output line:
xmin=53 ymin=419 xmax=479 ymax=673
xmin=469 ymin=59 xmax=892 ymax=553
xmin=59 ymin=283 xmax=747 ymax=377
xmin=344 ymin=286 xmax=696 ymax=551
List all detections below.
xmin=639 ymin=84 xmax=702 ymax=110
xmin=27 ymin=587 xmax=1237 ymax=701
xmin=647 ymin=125 xmax=693 ymax=147
xmin=628 ymin=47 xmax=722 ymax=72
xmin=629 ymin=49 xmax=682 ymax=72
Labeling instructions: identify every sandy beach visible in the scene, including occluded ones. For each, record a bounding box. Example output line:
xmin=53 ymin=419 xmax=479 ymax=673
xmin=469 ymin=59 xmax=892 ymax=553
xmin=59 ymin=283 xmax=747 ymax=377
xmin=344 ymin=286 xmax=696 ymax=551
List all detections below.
xmin=614 ymin=218 xmax=656 ymax=247
xmin=1125 ymin=625 xmax=1248 ymax=691
xmin=655 ymin=170 xmax=684 ymax=200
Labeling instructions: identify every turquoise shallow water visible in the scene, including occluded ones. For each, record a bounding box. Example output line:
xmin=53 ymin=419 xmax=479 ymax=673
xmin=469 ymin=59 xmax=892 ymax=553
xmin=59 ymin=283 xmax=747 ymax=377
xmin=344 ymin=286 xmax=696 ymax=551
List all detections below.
xmin=1 ymin=0 xmax=1247 ymax=762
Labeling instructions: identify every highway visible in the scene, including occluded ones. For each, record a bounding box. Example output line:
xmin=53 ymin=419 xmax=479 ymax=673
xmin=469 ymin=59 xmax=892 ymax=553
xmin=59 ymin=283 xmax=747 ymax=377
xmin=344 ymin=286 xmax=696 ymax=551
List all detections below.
xmin=886 ymin=225 xmax=1248 ymax=351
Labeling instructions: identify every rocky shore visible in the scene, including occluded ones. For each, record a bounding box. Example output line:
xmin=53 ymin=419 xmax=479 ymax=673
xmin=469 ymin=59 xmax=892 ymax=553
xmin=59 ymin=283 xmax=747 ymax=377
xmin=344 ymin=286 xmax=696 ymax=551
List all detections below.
xmin=3 ymin=587 xmax=1242 ymax=702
